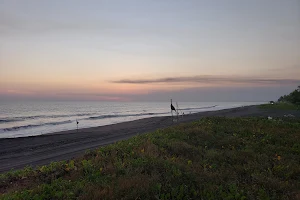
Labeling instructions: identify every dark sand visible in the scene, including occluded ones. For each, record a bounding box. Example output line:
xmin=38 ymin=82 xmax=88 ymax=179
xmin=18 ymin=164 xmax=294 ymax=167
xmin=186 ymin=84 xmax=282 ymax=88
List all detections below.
xmin=1 ymin=105 xmax=299 ymax=173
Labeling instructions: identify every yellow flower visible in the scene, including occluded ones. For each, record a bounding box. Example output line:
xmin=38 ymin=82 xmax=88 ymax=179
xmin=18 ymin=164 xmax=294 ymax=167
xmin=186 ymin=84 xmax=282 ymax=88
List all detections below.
xmin=187 ymin=160 xmax=192 ymax=165
xmin=277 ymin=156 xmax=281 ymax=161
xmin=141 ymin=148 xmax=145 ymax=153
xmin=100 ymin=167 xmax=103 ymax=172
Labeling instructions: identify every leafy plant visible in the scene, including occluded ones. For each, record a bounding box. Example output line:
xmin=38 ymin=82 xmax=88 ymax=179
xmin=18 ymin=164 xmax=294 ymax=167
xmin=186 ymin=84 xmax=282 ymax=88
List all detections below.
xmin=1 ymin=117 xmax=300 ymax=199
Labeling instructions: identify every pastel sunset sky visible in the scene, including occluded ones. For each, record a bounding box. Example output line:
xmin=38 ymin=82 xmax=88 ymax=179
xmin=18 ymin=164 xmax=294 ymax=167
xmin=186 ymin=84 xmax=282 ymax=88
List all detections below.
xmin=0 ymin=0 xmax=299 ymax=101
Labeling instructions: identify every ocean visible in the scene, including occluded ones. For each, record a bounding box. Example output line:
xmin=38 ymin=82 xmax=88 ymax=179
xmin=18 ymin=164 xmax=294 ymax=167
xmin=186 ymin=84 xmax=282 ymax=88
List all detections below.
xmin=0 ymin=101 xmax=264 ymax=138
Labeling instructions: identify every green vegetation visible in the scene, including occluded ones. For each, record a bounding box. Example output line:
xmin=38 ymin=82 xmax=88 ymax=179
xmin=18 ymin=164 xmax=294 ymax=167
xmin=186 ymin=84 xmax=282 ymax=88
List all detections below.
xmin=278 ymin=86 xmax=300 ymax=105
xmin=260 ymin=86 xmax=300 ymax=110
xmin=259 ymin=102 xmax=300 ymax=110
xmin=1 ymin=117 xmax=300 ymax=200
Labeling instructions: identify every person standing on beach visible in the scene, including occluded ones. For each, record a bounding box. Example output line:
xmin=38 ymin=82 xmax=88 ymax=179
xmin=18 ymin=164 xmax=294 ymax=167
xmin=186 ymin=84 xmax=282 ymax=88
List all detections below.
xmin=76 ymin=119 xmax=79 ymax=131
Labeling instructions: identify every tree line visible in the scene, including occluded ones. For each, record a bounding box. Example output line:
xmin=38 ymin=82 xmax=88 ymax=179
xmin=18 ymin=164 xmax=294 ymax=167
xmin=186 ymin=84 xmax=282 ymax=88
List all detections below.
xmin=278 ymin=86 xmax=300 ymax=105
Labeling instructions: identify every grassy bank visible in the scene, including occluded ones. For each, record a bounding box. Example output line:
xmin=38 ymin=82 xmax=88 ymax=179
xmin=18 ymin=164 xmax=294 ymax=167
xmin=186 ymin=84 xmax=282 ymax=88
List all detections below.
xmin=259 ymin=103 xmax=300 ymax=110
xmin=1 ymin=117 xmax=300 ymax=200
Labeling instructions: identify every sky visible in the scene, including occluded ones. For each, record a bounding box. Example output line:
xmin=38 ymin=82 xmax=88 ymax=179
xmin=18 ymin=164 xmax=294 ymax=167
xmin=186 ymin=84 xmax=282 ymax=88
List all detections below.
xmin=0 ymin=0 xmax=299 ymax=101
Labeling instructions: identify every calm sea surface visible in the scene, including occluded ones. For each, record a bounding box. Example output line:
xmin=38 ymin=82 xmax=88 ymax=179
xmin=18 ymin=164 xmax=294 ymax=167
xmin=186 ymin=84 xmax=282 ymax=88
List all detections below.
xmin=0 ymin=101 xmax=264 ymax=138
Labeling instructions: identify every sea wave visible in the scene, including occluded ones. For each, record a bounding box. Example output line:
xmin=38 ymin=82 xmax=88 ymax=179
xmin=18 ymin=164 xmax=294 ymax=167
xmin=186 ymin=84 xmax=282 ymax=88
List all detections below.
xmin=86 ymin=112 xmax=169 ymax=120
xmin=0 ymin=105 xmax=219 ymax=132
xmin=0 ymin=106 xmax=218 ymax=124
xmin=0 ymin=113 xmax=96 ymax=123
xmin=0 ymin=120 xmax=73 ymax=132
xmin=179 ymin=105 xmax=218 ymax=111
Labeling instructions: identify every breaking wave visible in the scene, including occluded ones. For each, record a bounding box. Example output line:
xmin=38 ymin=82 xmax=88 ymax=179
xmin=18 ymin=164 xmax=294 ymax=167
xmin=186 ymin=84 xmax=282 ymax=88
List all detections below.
xmin=86 ymin=112 xmax=169 ymax=120
xmin=0 ymin=113 xmax=96 ymax=124
xmin=1 ymin=120 xmax=73 ymax=132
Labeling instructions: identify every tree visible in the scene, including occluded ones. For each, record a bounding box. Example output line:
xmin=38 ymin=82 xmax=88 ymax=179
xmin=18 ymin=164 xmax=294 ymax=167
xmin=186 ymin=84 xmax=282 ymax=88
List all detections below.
xmin=278 ymin=86 xmax=300 ymax=105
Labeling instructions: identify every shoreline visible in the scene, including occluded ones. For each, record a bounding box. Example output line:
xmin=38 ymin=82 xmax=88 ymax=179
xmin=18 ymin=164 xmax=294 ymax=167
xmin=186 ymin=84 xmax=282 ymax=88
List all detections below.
xmin=0 ymin=104 xmax=241 ymax=139
xmin=0 ymin=104 xmax=259 ymax=139
xmin=0 ymin=103 xmax=251 ymax=139
xmin=1 ymin=105 xmax=299 ymax=173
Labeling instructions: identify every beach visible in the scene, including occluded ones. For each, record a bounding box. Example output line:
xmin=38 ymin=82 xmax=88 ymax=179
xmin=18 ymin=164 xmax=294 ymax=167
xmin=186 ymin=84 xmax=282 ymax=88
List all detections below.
xmin=0 ymin=101 xmax=260 ymax=138
xmin=1 ymin=105 xmax=299 ymax=173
